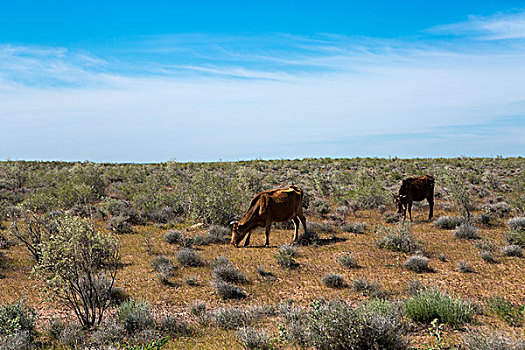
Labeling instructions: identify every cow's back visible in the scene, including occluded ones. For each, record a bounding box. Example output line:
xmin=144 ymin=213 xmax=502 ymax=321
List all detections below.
xmin=401 ymin=175 xmax=434 ymax=201
xmin=267 ymin=187 xmax=303 ymax=222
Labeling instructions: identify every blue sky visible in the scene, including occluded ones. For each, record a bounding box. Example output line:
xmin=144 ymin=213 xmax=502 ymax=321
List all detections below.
xmin=1 ymin=1 xmax=524 ymax=162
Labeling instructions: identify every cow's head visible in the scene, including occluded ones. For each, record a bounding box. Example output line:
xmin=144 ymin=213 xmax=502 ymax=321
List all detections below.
xmin=392 ymin=193 xmax=407 ymax=214
xmin=230 ymin=221 xmax=247 ymax=247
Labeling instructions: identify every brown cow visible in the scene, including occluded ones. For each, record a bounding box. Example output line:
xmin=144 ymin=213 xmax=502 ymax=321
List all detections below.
xmin=230 ymin=185 xmax=307 ymax=247
xmin=393 ymin=174 xmax=435 ymax=221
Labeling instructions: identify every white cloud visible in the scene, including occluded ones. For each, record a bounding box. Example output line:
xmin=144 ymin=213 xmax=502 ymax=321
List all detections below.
xmin=0 ymin=27 xmax=524 ymax=161
xmin=429 ymin=11 xmax=525 ymax=40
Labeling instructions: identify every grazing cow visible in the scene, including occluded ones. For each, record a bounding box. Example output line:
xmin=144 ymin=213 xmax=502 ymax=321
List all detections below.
xmin=393 ymin=174 xmax=435 ymax=221
xmin=230 ymin=185 xmax=307 ymax=247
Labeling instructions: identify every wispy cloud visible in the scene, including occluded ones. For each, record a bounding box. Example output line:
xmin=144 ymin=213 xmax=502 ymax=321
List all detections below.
xmin=0 ymin=16 xmax=524 ymax=161
xmin=429 ymin=10 xmax=525 ymax=40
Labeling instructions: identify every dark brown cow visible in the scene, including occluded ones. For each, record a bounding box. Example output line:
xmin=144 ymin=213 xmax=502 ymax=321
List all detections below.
xmin=230 ymin=185 xmax=307 ymax=247
xmin=393 ymin=174 xmax=435 ymax=221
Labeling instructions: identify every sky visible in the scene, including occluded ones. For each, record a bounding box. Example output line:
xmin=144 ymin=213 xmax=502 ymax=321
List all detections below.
xmin=1 ymin=1 xmax=524 ymax=162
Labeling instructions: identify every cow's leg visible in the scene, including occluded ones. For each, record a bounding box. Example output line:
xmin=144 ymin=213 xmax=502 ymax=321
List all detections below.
xmin=292 ymin=217 xmax=300 ymax=242
xmin=408 ymin=202 xmax=413 ymax=221
xmin=298 ymin=213 xmax=307 ymax=239
xmin=264 ymin=221 xmax=272 ymax=247
xmin=243 ymin=231 xmax=252 ymax=247
xmin=428 ymin=197 xmax=434 ymax=220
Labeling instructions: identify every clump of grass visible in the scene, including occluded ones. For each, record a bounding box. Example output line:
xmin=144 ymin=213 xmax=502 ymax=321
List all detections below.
xmin=206 ymin=225 xmax=230 ymax=244
xmin=236 ymin=327 xmax=273 ymax=350
xmin=107 ymin=215 xmax=133 ymax=234
xmin=434 ymin=216 xmax=463 ymax=229
xmin=176 ymin=248 xmax=205 ymax=267
xmin=275 ymin=249 xmax=299 ymax=269
xmin=403 ymin=286 xmax=474 ymax=326
xmin=341 ymin=222 xmax=367 ymax=234
xmin=438 ymin=253 xmax=447 ymax=262
xmin=486 ymin=295 xmax=524 ymax=327
xmin=337 ymin=252 xmax=359 ymax=268
xmin=454 ymin=223 xmax=480 ymax=240
xmin=507 ymin=217 xmax=525 ymax=231
xmin=214 ymin=281 xmax=247 ymax=300
xmin=151 ymin=255 xmax=176 ymax=283
xmin=403 ymin=255 xmax=432 ymax=273
xmin=377 ymin=222 xmax=421 ymax=253
xmin=322 ymin=273 xmax=345 ymax=288
xmin=479 ymin=250 xmax=497 ymax=264
xmin=501 ymin=245 xmax=523 ymax=257
xmin=457 ymin=261 xmax=474 ymax=273
xmin=212 ymin=307 xmax=259 ymax=329
xmin=213 ymin=263 xmax=248 ymax=284
xmin=157 ymin=315 xmax=191 ymax=337
xmin=297 ymin=299 xmax=408 ymax=350
xmin=462 ymin=331 xmax=525 ymax=350
xmin=117 ymin=298 xmax=155 ymax=335
xmin=164 ymin=230 xmax=183 ymax=244
xmin=352 ymin=277 xmax=387 ymax=298
xmin=279 ymin=244 xmax=300 ymax=257
xmin=295 ymin=230 xmax=319 ymax=246
xmin=474 ymin=239 xmax=498 ymax=252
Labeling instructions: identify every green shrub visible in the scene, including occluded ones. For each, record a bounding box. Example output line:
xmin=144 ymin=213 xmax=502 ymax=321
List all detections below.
xmin=462 ymin=331 xmax=525 ymax=350
xmin=34 ymin=215 xmax=119 ymax=329
xmin=176 ymin=248 xmax=205 ymax=267
xmin=322 ymin=273 xmax=345 ymax=288
xmin=454 ymin=223 xmax=479 ymax=239
xmin=304 ymin=300 xmax=407 ymax=350
xmin=403 ymin=255 xmax=431 ymax=273
xmin=486 ymin=296 xmax=524 ymax=327
xmin=501 ymin=245 xmax=523 ymax=257
xmin=434 ymin=216 xmax=463 ymax=229
xmin=404 ymin=287 xmax=474 ymax=326
xmin=214 ymin=281 xmax=247 ymax=300
xmin=337 ymin=252 xmax=358 ymax=268
xmin=118 ymin=298 xmax=155 ymax=335
xmin=236 ymin=327 xmax=273 ymax=350
xmin=0 ymin=300 xmax=37 ymax=338
xmin=377 ymin=222 xmax=421 ymax=253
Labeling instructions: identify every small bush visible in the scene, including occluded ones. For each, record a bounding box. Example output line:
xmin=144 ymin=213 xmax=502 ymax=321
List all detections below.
xmin=213 ymin=264 xmax=248 ymax=284
xmin=454 ymin=223 xmax=480 ymax=240
xmin=157 ymin=315 xmax=191 ymax=336
xmin=504 ymin=225 xmax=525 ymax=248
xmin=236 ymin=327 xmax=273 ymax=350
xmin=190 ymin=301 xmax=207 ymax=317
xmin=176 ymin=248 xmax=205 ymax=267
xmin=164 ymin=230 xmax=182 ymax=244
xmin=256 ymin=265 xmax=275 ymax=278
xmin=434 ymin=216 xmax=463 ymax=229
xmin=403 ymin=255 xmax=431 ymax=273
xmin=457 ymin=261 xmax=474 ymax=273
xmin=206 ymin=225 xmax=230 ymax=244
xmin=212 ymin=307 xmax=256 ymax=329
xmin=48 ymin=320 xmax=87 ymax=349
xmin=279 ymin=244 xmax=299 ymax=257
xmin=118 ymin=298 xmax=155 ymax=335
xmin=304 ymin=299 xmax=407 ymax=350
xmin=151 ymin=256 xmax=176 ymax=283
xmin=322 ymin=273 xmax=345 ymax=288
xmin=463 ymin=331 xmax=525 ymax=350
xmin=107 ymin=215 xmax=133 ymax=234
xmin=341 ymin=222 xmax=367 ymax=234
xmin=214 ymin=281 xmax=247 ymax=300
xmin=337 ymin=252 xmax=359 ymax=268
xmin=352 ymin=278 xmax=387 ymax=298
xmin=404 ymin=286 xmax=474 ymax=326
xmin=484 ymin=202 xmax=512 ymax=218
xmin=474 ymin=239 xmax=498 ymax=252
xmin=0 ymin=331 xmax=33 ymax=350
xmin=501 ymin=245 xmax=523 ymax=257
xmin=377 ymin=223 xmax=421 ymax=253
xmin=486 ymin=295 xmax=524 ymax=327
xmin=479 ymin=250 xmax=497 ymax=263
xmin=90 ymin=317 xmax=126 ymax=345
xmin=211 ymin=255 xmax=232 ymax=268
xmin=275 ymin=250 xmax=299 ymax=269
xmin=0 ymin=301 xmax=36 ymax=340
xmin=508 ymin=217 xmax=525 ymax=231
xmin=295 ymin=230 xmax=319 ymax=246
xmin=438 ymin=253 xmax=447 ymax=262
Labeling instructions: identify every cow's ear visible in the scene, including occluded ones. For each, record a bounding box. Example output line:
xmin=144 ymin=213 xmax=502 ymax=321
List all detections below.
xmin=229 ymin=221 xmax=238 ymax=228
